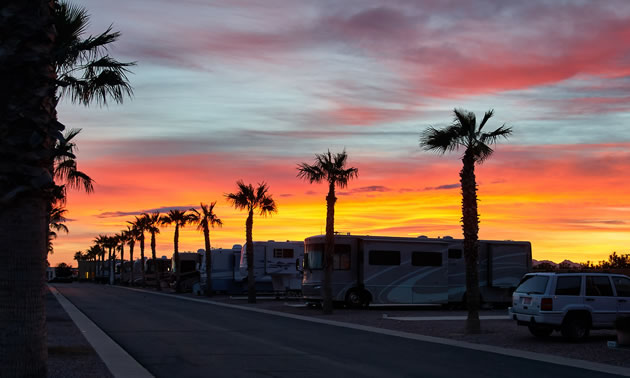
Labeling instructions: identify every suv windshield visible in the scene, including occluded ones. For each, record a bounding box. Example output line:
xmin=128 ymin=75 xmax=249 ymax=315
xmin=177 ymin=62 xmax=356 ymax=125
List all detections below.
xmin=515 ymin=275 xmax=549 ymax=294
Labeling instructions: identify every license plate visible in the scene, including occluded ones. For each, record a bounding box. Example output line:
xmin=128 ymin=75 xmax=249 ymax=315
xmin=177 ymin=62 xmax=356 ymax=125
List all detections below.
xmin=522 ymin=297 xmax=532 ymax=305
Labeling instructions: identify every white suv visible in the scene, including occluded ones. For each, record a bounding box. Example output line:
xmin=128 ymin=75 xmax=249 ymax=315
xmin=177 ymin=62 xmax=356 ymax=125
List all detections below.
xmin=509 ymin=272 xmax=630 ymax=341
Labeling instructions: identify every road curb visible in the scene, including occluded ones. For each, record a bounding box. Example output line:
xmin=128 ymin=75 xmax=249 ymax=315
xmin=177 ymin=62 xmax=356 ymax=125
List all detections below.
xmin=115 ymin=285 xmax=630 ymax=377
xmin=48 ymin=285 xmax=154 ymax=378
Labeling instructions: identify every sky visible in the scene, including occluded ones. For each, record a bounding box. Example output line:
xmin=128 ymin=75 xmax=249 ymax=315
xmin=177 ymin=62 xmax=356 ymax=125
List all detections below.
xmin=52 ymin=0 xmax=630 ymax=266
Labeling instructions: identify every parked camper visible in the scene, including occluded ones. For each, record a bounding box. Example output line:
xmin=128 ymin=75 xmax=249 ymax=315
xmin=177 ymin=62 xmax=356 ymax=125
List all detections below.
xmin=239 ymin=240 xmax=305 ymax=294
xmin=173 ymin=251 xmax=203 ymax=292
xmin=197 ymin=245 xmax=242 ymax=294
xmin=301 ymin=234 xmax=531 ymax=307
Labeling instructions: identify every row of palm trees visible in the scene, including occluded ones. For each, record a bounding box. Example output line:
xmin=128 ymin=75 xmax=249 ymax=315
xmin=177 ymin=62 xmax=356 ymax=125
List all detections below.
xmin=76 ymin=205 xmax=223 ymax=294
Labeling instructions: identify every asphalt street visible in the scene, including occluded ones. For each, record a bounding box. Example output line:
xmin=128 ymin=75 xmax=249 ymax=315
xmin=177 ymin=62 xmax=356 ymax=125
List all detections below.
xmin=56 ymin=284 xmax=623 ymax=378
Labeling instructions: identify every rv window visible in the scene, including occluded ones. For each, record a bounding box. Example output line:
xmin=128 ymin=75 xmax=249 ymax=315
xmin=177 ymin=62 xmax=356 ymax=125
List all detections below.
xmin=369 ymin=250 xmax=400 ymax=266
xmin=305 ymin=243 xmax=351 ymax=270
xmin=412 ymin=252 xmax=442 ymax=267
xmin=306 ymin=243 xmax=324 ymax=269
xmin=273 ymin=248 xmax=294 ymax=259
xmin=448 ymin=249 xmax=462 ymax=259
xmin=333 ymin=244 xmax=351 ymax=270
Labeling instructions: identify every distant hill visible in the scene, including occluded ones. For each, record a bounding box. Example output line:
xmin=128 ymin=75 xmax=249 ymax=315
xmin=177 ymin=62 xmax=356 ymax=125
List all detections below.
xmin=532 ymin=259 xmax=582 ymax=268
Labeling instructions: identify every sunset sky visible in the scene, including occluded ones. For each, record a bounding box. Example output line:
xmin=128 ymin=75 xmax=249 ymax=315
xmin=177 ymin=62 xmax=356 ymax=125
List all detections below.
xmin=52 ymin=0 xmax=630 ymax=266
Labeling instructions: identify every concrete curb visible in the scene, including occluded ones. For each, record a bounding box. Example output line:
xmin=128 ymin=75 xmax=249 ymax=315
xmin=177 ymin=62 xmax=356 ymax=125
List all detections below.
xmin=116 ymin=285 xmax=630 ymax=377
xmin=48 ymin=285 xmax=154 ymax=378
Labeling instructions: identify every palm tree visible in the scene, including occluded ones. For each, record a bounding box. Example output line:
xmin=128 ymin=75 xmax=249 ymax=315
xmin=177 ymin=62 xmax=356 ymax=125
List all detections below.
xmin=123 ymin=225 xmax=138 ymax=286
xmin=53 ymin=0 xmax=134 ymax=106
xmin=94 ymin=234 xmax=108 ymax=281
xmin=104 ymin=235 xmax=118 ymax=285
xmin=420 ymin=108 xmax=512 ymax=333
xmin=226 ymin=181 xmax=277 ymax=303
xmin=51 ymin=128 xmax=94 ymax=204
xmin=116 ymin=231 xmax=127 ymax=285
xmin=131 ymin=216 xmax=148 ymax=286
xmin=190 ymin=202 xmax=223 ymax=296
xmin=143 ymin=212 xmax=162 ymax=291
xmin=48 ymin=205 xmax=69 ymax=255
xmin=297 ymin=150 xmax=358 ymax=314
xmin=161 ymin=209 xmax=195 ymax=293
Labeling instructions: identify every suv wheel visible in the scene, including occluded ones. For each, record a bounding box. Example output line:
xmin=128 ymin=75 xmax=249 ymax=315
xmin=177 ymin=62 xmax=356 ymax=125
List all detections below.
xmin=561 ymin=314 xmax=590 ymax=341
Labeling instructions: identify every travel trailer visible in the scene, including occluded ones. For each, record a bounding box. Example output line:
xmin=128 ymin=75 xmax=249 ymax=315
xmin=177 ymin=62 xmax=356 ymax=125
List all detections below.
xmin=239 ymin=240 xmax=305 ymax=294
xmin=197 ymin=245 xmax=243 ymax=294
xmin=301 ymin=234 xmax=531 ymax=307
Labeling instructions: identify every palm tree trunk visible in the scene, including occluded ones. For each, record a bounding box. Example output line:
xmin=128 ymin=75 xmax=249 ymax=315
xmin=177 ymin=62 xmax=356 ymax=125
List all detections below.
xmin=109 ymin=247 xmax=114 ymax=285
xmin=323 ymin=182 xmax=336 ymax=314
xmin=129 ymin=242 xmax=134 ymax=286
xmin=461 ymin=151 xmax=481 ymax=334
xmin=0 ymin=196 xmax=49 ymax=377
xmin=140 ymin=236 xmax=145 ymax=287
xmin=152 ymin=232 xmax=160 ymax=291
xmin=204 ymin=225 xmax=213 ymax=296
xmin=119 ymin=244 xmax=124 ymax=285
xmin=174 ymin=225 xmax=181 ymax=293
xmin=246 ymin=210 xmax=255 ymax=303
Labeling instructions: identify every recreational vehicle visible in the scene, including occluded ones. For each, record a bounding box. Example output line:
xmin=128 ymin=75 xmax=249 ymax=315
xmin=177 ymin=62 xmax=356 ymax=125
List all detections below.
xmin=301 ymin=234 xmax=531 ymax=307
xmin=239 ymin=240 xmax=305 ymax=294
xmin=197 ymin=245 xmax=243 ymax=294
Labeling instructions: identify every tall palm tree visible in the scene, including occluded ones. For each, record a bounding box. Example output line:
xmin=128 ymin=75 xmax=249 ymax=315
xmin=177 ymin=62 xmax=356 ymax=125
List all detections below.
xmin=161 ymin=209 xmax=195 ymax=293
xmin=116 ymin=231 xmax=127 ymax=285
xmin=190 ymin=202 xmax=223 ymax=296
xmin=297 ymin=150 xmax=358 ymax=314
xmin=131 ymin=216 xmax=148 ymax=286
xmin=420 ymin=108 xmax=512 ymax=333
xmin=94 ymin=234 xmax=108 ymax=281
xmin=226 ymin=181 xmax=277 ymax=303
xmin=104 ymin=235 xmax=118 ymax=285
xmin=123 ymin=225 xmax=138 ymax=286
xmin=143 ymin=212 xmax=162 ymax=291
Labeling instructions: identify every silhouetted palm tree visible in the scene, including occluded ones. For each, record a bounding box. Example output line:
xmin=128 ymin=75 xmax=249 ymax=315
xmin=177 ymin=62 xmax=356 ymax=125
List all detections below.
xmin=297 ymin=150 xmax=358 ymax=314
xmin=226 ymin=181 xmax=277 ymax=303
xmin=94 ymin=234 xmax=108 ymax=280
xmin=143 ymin=212 xmax=162 ymax=291
xmin=131 ymin=216 xmax=148 ymax=286
xmin=190 ymin=202 xmax=223 ymax=296
xmin=420 ymin=108 xmax=512 ymax=333
xmin=48 ymin=205 xmax=69 ymax=255
xmin=116 ymin=231 xmax=128 ymax=284
xmin=51 ymin=128 xmax=94 ymax=204
xmin=104 ymin=235 xmax=118 ymax=285
xmin=161 ymin=209 xmax=195 ymax=293
xmin=123 ymin=225 xmax=139 ymax=286
xmin=53 ymin=0 xmax=134 ymax=106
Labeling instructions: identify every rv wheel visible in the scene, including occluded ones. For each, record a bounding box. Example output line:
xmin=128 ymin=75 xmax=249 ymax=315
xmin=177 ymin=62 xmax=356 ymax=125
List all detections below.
xmin=345 ymin=289 xmax=368 ymax=309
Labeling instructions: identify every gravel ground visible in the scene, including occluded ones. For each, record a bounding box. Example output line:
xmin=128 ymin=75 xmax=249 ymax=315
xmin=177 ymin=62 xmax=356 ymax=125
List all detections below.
xmin=46 ymin=286 xmax=113 ymax=378
xmin=178 ymin=292 xmax=630 ymax=368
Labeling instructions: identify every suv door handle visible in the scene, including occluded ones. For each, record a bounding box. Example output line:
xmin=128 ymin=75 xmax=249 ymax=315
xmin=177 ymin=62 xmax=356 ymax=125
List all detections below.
xmin=619 ymin=299 xmax=628 ymax=303
xmin=585 ymin=298 xmax=595 ymax=302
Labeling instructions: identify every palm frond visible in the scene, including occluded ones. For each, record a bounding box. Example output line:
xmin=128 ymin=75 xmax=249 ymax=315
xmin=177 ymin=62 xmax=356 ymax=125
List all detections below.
xmin=420 ymin=125 xmax=461 ymax=153
xmin=478 ymin=109 xmax=494 ymax=132
xmin=480 ymin=125 xmax=513 ymax=146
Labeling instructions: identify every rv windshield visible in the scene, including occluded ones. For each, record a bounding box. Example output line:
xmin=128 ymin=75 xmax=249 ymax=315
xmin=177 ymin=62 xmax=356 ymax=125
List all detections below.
xmin=306 ymin=243 xmax=324 ymax=269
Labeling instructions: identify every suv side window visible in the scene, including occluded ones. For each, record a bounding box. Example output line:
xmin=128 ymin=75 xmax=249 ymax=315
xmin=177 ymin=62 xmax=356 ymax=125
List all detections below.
xmin=555 ymin=276 xmax=581 ymax=296
xmin=613 ymin=277 xmax=630 ymax=297
xmin=586 ymin=276 xmax=614 ymax=296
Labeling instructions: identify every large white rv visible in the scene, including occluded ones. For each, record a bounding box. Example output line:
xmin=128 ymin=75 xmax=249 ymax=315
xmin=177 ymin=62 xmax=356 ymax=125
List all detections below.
xmin=197 ymin=245 xmax=243 ymax=294
xmin=301 ymin=234 xmax=531 ymax=307
xmin=239 ymin=240 xmax=305 ymax=294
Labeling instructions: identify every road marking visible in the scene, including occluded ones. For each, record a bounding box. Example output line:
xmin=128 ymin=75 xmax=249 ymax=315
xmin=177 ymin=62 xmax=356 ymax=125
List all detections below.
xmin=114 ymin=285 xmax=630 ymax=377
xmin=382 ymin=314 xmax=510 ymax=321
xmin=48 ymin=285 xmax=154 ymax=378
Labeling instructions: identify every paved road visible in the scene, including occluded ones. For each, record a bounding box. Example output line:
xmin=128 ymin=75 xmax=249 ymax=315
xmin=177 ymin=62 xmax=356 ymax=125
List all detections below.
xmin=56 ymin=284 xmax=622 ymax=378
